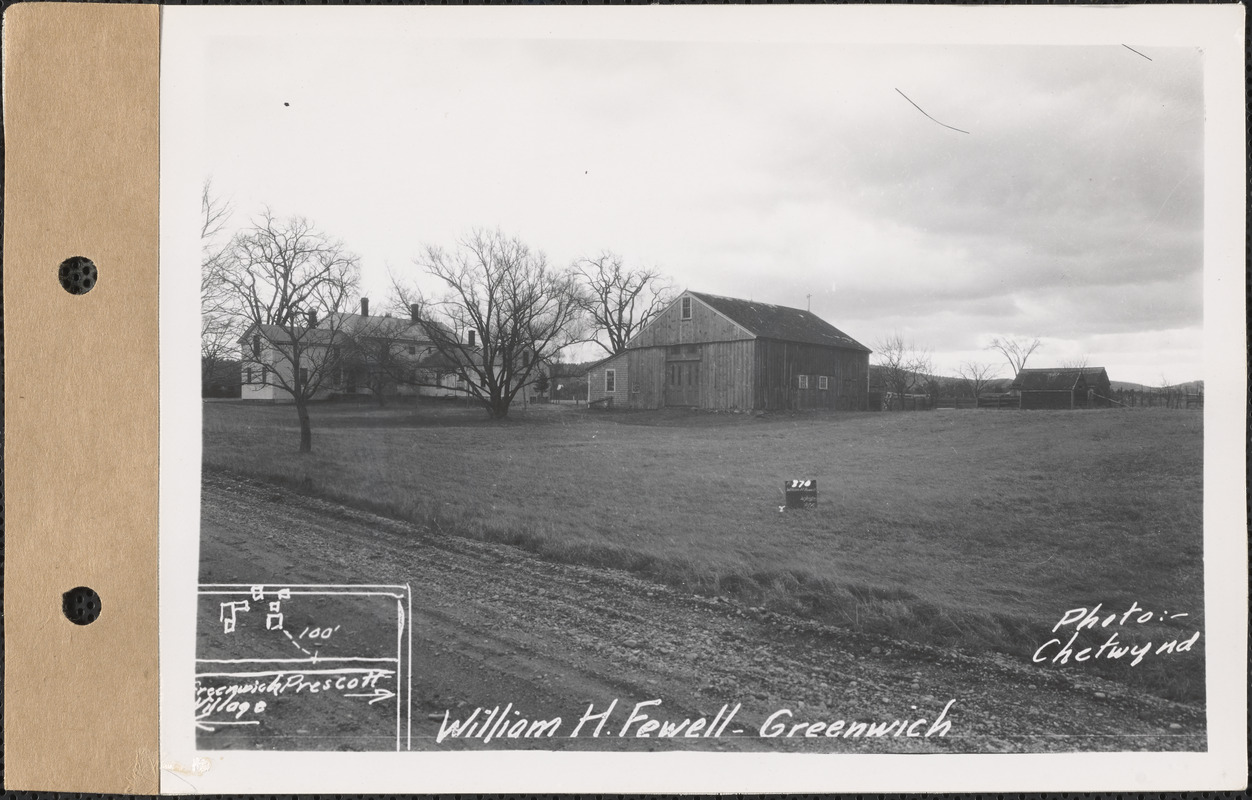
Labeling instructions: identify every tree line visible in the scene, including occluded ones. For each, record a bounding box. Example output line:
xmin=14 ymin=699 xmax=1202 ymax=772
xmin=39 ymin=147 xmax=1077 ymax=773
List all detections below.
xmin=200 ymin=186 xmax=675 ymax=451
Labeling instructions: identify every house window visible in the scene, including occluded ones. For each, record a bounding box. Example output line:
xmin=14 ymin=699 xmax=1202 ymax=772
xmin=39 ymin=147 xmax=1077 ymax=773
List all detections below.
xmin=252 ymin=335 xmax=262 ymax=358
xmin=245 ymin=367 xmax=253 ymax=384
xmin=798 ymin=374 xmax=809 ymax=389
xmin=261 ymin=366 xmax=269 ymax=385
xmin=299 ymin=367 xmax=309 ymax=384
xmin=407 ymin=345 xmax=416 ymax=355
xmin=819 ymin=376 xmax=829 ymax=390
xmin=680 ymin=297 xmax=693 ymax=320
xmin=605 ymin=369 xmax=616 ymax=393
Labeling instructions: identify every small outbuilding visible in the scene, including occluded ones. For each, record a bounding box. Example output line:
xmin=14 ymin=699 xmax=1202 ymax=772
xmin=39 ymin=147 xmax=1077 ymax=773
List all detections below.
xmin=586 ymin=290 xmax=871 ymax=411
xmin=1012 ymin=367 xmax=1112 ymax=410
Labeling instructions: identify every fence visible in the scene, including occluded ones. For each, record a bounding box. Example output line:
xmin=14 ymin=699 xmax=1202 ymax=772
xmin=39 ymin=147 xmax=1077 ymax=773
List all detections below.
xmin=867 ymin=388 xmax=1203 ymax=412
xmin=1109 ymin=388 xmax=1203 ymax=409
xmin=977 ymin=393 xmax=1019 ymax=410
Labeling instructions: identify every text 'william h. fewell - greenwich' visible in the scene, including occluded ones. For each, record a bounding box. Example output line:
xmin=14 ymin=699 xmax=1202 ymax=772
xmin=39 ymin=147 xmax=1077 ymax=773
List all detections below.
xmin=435 ymin=698 xmax=957 ymax=744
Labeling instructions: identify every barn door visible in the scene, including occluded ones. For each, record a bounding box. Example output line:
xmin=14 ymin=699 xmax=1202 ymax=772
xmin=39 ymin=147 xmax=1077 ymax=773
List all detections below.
xmin=664 ymin=358 xmax=701 ymax=406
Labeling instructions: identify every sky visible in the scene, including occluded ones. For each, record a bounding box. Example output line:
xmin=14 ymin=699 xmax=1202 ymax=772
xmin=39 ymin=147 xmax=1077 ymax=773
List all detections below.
xmin=193 ymin=25 xmax=1206 ymax=385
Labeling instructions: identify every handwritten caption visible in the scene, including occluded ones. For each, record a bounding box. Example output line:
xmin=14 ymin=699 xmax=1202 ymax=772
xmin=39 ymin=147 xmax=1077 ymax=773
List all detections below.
xmin=195 ymin=669 xmax=395 ymax=725
xmin=434 ymin=698 xmax=956 ymax=744
xmin=1033 ymin=601 xmax=1200 ymax=666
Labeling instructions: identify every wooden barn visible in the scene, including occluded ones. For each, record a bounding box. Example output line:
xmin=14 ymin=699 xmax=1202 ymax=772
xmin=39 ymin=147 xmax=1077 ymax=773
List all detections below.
xmin=1012 ymin=367 xmax=1112 ymax=410
xmin=587 ymin=291 xmax=871 ymax=411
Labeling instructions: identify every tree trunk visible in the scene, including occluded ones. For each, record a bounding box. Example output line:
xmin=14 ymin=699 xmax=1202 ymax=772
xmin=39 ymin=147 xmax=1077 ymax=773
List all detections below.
xmin=487 ymin=393 xmax=511 ymax=418
xmin=296 ymin=400 xmax=313 ymax=452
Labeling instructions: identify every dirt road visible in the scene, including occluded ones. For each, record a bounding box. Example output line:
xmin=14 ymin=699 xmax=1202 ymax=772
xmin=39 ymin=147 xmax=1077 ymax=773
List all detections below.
xmin=197 ymin=470 xmax=1204 ymax=753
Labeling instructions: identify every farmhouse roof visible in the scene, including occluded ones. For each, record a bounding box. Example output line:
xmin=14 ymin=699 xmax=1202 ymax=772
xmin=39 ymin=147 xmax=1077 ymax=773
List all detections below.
xmin=688 ymin=292 xmax=871 ymax=352
xmin=1012 ymin=367 xmax=1110 ymax=391
xmin=239 ymin=313 xmax=444 ymax=346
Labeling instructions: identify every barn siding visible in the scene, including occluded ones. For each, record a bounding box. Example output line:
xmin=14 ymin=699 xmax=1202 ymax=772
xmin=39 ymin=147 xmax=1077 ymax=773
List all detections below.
xmin=754 ymin=339 xmax=869 ymax=411
xmin=626 ymin=347 xmax=667 ymax=409
xmin=1020 ymin=390 xmax=1074 ymax=410
xmin=698 ymin=340 xmax=756 ymax=410
xmin=628 ymin=293 xmax=754 ymax=349
xmin=587 ymin=352 xmax=630 ymax=406
xmin=1020 ymin=373 xmax=1112 ymax=410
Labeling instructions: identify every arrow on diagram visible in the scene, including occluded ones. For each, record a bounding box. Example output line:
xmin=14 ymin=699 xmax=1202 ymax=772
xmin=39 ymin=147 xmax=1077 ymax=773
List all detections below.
xmin=195 ymin=711 xmax=261 ymax=732
xmin=344 ymin=687 xmax=397 ymax=705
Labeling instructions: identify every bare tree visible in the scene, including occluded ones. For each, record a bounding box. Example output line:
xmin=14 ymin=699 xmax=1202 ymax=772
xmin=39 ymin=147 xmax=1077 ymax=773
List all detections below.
xmin=200 ymin=180 xmax=240 ymax=389
xmin=396 ymin=229 xmax=583 ymax=419
xmin=221 ymin=211 xmax=361 ymax=451
xmin=1062 ymin=355 xmax=1090 ymax=370
xmin=987 ymin=336 xmax=1042 ymax=377
xmin=875 ymin=332 xmax=933 ymax=410
xmin=573 ymin=252 xmax=674 ymax=355
xmin=957 ymin=361 xmax=1000 ymax=400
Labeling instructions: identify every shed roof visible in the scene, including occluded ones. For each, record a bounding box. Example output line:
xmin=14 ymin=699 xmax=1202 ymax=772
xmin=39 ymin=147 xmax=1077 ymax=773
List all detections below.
xmin=584 ymin=350 xmax=629 ymax=373
xmin=1013 ymin=367 xmax=1110 ymax=391
xmin=688 ymin=291 xmax=871 ymax=352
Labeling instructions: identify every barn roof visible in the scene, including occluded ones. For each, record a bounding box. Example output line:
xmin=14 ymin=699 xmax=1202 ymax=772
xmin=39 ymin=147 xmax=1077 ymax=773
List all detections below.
xmin=688 ymin=292 xmax=871 ymax=352
xmin=1013 ymin=367 xmax=1110 ymax=391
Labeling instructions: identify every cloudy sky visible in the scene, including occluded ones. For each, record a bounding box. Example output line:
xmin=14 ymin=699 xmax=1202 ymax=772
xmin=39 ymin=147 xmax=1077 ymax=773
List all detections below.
xmin=185 ymin=14 xmax=1206 ymax=385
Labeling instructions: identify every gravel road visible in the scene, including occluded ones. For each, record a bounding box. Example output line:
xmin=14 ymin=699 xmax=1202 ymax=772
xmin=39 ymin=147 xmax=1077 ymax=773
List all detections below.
xmin=197 ymin=470 xmax=1204 ymax=753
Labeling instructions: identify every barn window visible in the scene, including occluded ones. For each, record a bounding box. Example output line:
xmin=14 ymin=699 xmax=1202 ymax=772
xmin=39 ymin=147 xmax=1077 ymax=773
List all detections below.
xmin=632 ymin=383 xmax=639 ymax=394
xmin=798 ymin=374 xmax=809 ymax=389
xmin=605 ymin=369 xmax=616 ymax=393
xmin=819 ymin=376 xmax=829 ymax=390
xmin=680 ymin=297 xmax=692 ymax=320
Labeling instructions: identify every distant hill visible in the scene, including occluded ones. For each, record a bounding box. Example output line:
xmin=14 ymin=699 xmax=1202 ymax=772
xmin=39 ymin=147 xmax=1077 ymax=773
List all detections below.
xmin=1110 ymin=379 xmax=1204 ymax=393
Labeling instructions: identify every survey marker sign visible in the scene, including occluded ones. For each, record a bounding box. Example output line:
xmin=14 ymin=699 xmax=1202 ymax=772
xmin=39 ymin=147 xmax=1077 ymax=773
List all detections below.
xmin=196 ymin=584 xmax=413 ymax=751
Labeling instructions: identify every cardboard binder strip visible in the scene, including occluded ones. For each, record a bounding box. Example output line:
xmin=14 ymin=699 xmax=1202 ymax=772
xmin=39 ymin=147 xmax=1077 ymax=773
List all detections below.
xmin=3 ymin=3 xmax=161 ymax=793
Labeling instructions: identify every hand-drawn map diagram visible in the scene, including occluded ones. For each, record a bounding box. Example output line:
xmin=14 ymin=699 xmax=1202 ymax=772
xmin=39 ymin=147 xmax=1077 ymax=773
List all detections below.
xmin=196 ymin=583 xmax=413 ymax=750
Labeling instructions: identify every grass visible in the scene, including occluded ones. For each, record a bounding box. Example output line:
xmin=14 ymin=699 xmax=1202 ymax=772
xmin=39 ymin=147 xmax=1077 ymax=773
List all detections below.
xmin=203 ymin=399 xmax=1205 ymax=703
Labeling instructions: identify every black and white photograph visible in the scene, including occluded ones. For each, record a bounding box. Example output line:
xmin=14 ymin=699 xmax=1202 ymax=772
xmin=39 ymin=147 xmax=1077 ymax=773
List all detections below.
xmin=158 ymin=5 xmax=1246 ymax=793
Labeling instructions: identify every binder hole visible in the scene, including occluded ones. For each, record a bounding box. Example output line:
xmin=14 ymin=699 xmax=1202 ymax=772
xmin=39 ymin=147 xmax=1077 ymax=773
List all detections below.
xmin=63 ymin=586 xmax=102 ymax=625
xmin=58 ymin=256 xmax=97 ymax=295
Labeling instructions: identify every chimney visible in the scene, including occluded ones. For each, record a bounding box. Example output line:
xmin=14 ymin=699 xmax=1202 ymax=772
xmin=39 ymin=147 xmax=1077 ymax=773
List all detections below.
xmin=467 ymin=329 xmax=476 ymax=347
xmin=410 ymin=303 xmax=420 ymax=323
xmin=360 ymin=297 xmax=370 ymax=317
xmin=307 ymin=309 xmax=317 ymax=328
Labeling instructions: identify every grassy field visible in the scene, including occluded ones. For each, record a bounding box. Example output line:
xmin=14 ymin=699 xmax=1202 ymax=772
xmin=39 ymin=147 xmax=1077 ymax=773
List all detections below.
xmin=203 ymin=400 xmax=1205 ymax=703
